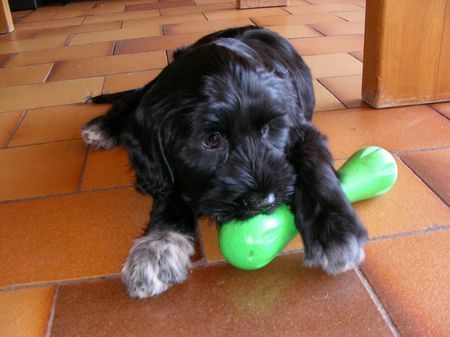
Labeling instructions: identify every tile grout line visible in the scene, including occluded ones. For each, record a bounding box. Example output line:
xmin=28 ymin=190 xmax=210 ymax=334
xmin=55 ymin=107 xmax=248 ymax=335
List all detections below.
xmin=394 ymin=145 xmax=450 ymax=156
xmin=111 ymin=40 xmax=118 ymax=56
xmin=5 ymin=110 xmax=28 ymax=147
xmin=316 ymin=77 xmax=349 ymax=108
xmin=164 ymin=49 xmax=170 ymax=65
xmin=6 ymin=137 xmax=86 ymax=149
xmin=331 ymin=11 xmax=357 ymax=23
xmin=428 ymin=104 xmax=450 ymax=120
xmin=354 ymin=267 xmax=402 ymax=337
xmin=0 ymin=75 xmax=105 ymax=90
xmin=42 ymin=63 xmax=56 ymax=83
xmin=347 ymin=50 xmax=363 ymax=62
xmin=77 ymin=144 xmax=91 ymax=192
xmin=195 ymin=224 xmax=208 ymax=266
xmin=352 ymin=1 xmax=366 ymax=9
xmin=0 ymin=274 xmax=121 ymax=293
xmin=398 ymin=156 xmax=450 ymax=207
xmin=100 ymin=74 xmax=107 ymax=95
xmin=160 ymin=21 xmax=166 ymax=37
xmin=329 ymin=12 xmax=350 ymax=23
xmin=65 ymin=32 xmax=74 ymax=47
xmin=307 ymin=25 xmax=327 ymax=37
xmin=1 ymin=52 xmax=16 ymax=67
xmin=2 ymin=225 xmax=450 ymax=293
xmin=248 ymin=17 xmax=258 ymax=26
xmin=45 ymin=286 xmax=60 ymax=337
xmin=290 ymin=33 xmax=364 ymax=43
xmin=0 ymin=184 xmax=134 ymax=206
xmin=369 ymin=224 xmax=450 ymax=243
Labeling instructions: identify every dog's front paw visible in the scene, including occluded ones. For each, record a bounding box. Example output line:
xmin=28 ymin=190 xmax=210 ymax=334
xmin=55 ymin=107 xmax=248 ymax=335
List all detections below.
xmin=121 ymin=230 xmax=194 ymax=298
xmin=304 ymin=235 xmax=366 ymax=275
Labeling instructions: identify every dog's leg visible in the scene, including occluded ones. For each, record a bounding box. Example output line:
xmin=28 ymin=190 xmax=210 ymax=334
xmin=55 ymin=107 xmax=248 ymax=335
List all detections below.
xmin=121 ymin=194 xmax=196 ymax=298
xmin=82 ymin=89 xmax=143 ymax=149
xmin=290 ymin=122 xmax=368 ymax=274
xmin=81 ymin=113 xmax=119 ymax=150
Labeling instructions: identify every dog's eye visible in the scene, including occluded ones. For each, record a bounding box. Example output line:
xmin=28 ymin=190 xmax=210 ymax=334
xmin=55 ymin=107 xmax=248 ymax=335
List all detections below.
xmin=261 ymin=125 xmax=270 ymax=137
xmin=202 ymin=132 xmax=224 ymax=149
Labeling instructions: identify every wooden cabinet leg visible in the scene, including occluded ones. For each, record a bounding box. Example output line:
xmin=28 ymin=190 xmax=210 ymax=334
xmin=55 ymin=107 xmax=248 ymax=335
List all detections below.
xmin=1 ymin=0 xmax=14 ymax=34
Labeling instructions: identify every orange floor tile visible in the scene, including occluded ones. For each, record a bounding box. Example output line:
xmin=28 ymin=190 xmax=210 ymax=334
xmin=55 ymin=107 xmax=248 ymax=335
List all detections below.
xmin=0 ymin=35 xmax=70 ymax=54
xmin=0 ymin=1 xmax=449 ymax=336
xmin=290 ymin=34 xmax=364 ymax=55
xmin=0 ymin=63 xmax=53 ymax=87
xmin=0 ymin=77 xmax=104 ymax=112
xmin=114 ymin=32 xmax=205 ymax=54
xmin=361 ymin=230 xmax=450 ymax=337
xmin=102 ymin=68 xmax=160 ymax=93
xmin=9 ymin=104 xmax=105 ymax=146
xmin=0 ymin=188 xmax=150 ymax=286
xmin=312 ymin=105 xmax=450 ymax=158
xmin=431 ymin=102 xmax=450 ymax=119
xmin=0 ymin=53 xmax=14 ymax=66
xmin=319 ymin=75 xmax=364 ymax=108
xmin=311 ymin=21 xmax=364 ymax=35
xmin=162 ymin=17 xmax=253 ymax=35
xmin=68 ymin=23 xmax=162 ymax=45
xmin=284 ymin=2 xmax=362 ymax=14
xmin=34 ymin=21 xmax=122 ymax=38
xmin=47 ymin=50 xmax=166 ymax=81
xmin=6 ymin=41 xmax=114 ymax=67
xmin=313 ymin=79 xmax=346 ymax=111
xmin=0 ymin=287 xmax=56 ymax=337
xmin=82 ymin=147 xmax=135 ymax=190
xmin=302 ymin=52 xmax=362 ymax=78
xmin=401 ymin=148 xmax=450 ymax=206
xmin=51 ymin=256 xmax=391 ymax=337
xmin=265 ymin=22 xmax=322 ymax=39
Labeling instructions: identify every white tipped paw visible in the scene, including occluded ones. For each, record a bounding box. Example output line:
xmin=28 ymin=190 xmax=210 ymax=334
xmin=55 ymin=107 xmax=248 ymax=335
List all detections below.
xmin=121 ymin=231 xmax=194 ymax=298
xmin=81 ymin=124 xmax=117 ymax=149
xmin=304 ymin=236 xmax=366 ymax=275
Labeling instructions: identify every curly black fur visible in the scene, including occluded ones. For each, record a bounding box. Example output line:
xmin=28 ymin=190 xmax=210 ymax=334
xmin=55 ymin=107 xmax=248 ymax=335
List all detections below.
xmin=82 ymin=26 xmax=367 ymax=298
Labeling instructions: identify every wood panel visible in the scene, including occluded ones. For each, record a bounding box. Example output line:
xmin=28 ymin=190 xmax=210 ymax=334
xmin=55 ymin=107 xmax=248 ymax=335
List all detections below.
xmin=362 ymin=0 xmax=450 ymax=108
xmin=436 ymin=1 xmax=450 ymax=100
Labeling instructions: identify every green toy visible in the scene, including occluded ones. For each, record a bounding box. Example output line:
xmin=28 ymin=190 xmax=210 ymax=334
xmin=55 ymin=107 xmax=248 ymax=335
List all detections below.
xmin=219 ymin=146 xmax=398 ymax=270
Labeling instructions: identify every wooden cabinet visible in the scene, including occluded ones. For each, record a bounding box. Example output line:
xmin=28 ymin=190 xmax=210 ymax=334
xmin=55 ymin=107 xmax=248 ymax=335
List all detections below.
xmin=362 ymin=0 xmax=450 ymax=108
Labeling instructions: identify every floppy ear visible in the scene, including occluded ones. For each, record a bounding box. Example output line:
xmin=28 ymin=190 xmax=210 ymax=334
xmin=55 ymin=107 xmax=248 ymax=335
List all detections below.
xmin=122 ymin=124 xmax=174 ymax=197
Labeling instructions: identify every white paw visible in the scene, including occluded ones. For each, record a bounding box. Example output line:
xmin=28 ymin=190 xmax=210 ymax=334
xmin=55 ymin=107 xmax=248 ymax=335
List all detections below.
xmin=81 ymin=123 xmax=117 ymax=149
xmin=121 ymin=230 xmax=194 ymax=298
xmin=304 ymin=235 xmax=366 ymax=275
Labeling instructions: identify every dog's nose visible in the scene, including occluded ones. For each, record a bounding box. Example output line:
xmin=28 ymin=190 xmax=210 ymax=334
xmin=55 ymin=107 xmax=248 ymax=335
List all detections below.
xmin=243 ymin=193 xmax=276 ymax=211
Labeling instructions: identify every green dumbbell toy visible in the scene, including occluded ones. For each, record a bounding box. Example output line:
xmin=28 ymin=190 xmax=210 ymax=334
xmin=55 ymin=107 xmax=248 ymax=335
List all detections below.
xmin=219 ymin=146 xmax=398 ymax=270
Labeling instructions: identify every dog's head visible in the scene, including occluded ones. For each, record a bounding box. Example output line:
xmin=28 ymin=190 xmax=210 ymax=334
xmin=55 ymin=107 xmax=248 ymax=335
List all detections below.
xmin=123 ymin=34 xmax=314 ymax=223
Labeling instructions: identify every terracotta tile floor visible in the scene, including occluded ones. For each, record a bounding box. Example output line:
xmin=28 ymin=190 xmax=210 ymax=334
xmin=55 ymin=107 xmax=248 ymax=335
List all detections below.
xmin=0 ymin=1 xmax=449 ymax=336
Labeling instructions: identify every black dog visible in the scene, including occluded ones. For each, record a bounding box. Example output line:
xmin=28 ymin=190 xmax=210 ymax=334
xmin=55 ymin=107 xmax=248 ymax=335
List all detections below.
xmin=82 ymin=26 xmax=367 ymax=298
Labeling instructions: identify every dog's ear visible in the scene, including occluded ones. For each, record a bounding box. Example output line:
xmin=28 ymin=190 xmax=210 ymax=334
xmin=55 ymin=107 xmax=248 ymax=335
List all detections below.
xmin=122 ymin=124 xmax=174 ymax=197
